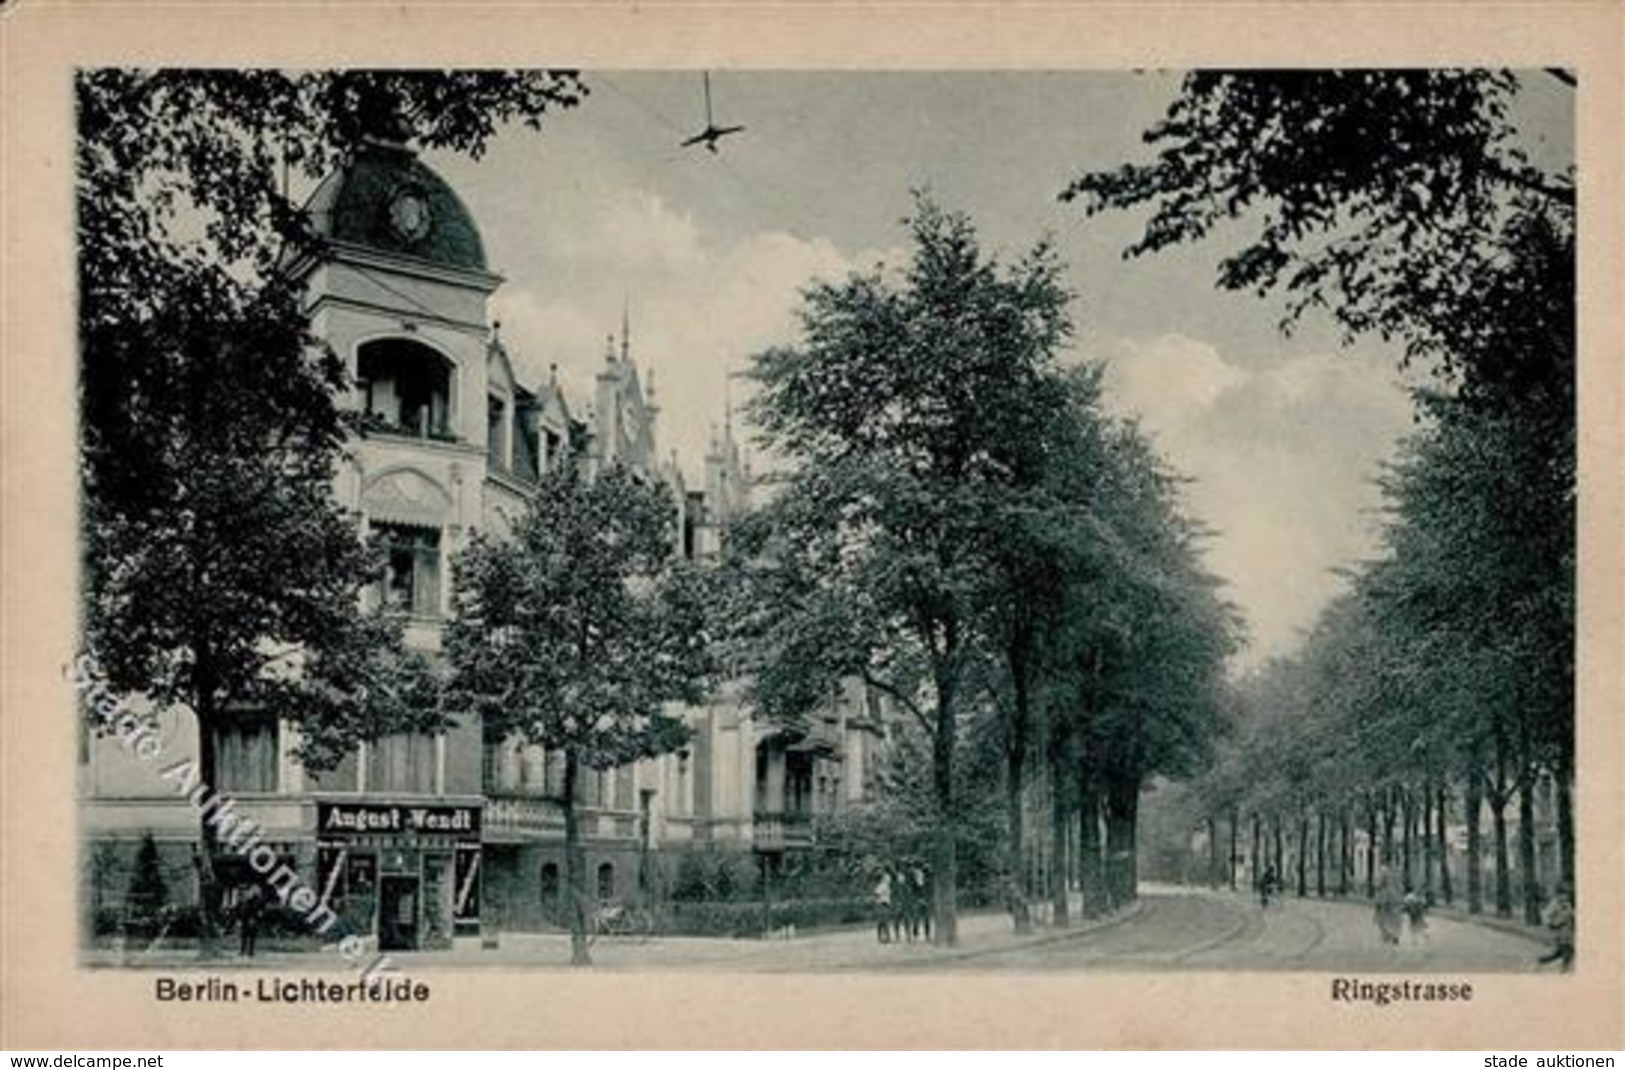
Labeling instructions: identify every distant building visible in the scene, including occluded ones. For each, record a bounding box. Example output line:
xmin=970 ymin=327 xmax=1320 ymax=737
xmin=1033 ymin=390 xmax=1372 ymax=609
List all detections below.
xmin=79 ymin=136 xmax=884 ymax=952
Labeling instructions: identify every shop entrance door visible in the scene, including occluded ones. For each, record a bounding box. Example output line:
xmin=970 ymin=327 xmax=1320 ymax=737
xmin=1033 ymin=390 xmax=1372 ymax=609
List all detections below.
xmin=378 ymin=875 xmax=420 ymax=951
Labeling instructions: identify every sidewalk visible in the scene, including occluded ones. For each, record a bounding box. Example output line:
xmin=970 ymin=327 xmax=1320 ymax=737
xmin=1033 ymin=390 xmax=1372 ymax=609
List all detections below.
xmin=83 ymin=896 xmax=1145 ymax=973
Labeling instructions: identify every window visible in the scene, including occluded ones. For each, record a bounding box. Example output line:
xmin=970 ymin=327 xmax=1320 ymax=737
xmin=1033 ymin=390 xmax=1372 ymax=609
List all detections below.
xmin=486 ymin=395 xmax=506 ymax=471
xmin=482 ymin=740 xmax=500 ymax=792
xmin=358 ymin=339 xmax=453 ymax=439
xmin=675 ymin=751 xmax=690 ymax=816
xmin=213 ymin=714 xmax=279 ymax=793
xmin=520 ymin=745 xmax=545 ymax=793
xmin=375 ymin=524 xmax=441 ymax=617
xmin=366 ymin=734 xmax=437 ymax=794
xmin=544 ymin=750 xmax=565 ymax=798
xmin=513 ymin=405 xmax=540 ymax=482
xmin=683 ymin=493 xmax=703 ymax=560
xmin=542 ymin=428 xmax=564 ymax=472
xmin=310 ymin=748 xmax=359 ymax=792
xmin=596 ymin=862 xmax=615 ymax=901
xmin=786 ymin=753 xmax=813 ymax=816
xmin=483 ymin=740 xmax=523 ymax=794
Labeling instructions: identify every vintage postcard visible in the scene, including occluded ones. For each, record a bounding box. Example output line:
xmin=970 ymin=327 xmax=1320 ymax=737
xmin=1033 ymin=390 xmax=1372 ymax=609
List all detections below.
xmin=1 ymin=0 xmax=1621 ymax=1051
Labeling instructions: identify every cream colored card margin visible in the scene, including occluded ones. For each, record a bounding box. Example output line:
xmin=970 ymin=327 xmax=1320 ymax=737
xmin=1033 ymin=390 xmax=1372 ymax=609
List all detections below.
xmin=1 ymin=0 xmax=1620 ymax=1051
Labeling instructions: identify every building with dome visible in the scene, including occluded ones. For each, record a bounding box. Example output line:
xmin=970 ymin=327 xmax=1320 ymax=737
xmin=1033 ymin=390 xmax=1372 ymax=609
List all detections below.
xmin=79 ymin=136 xmax=885 ymax=953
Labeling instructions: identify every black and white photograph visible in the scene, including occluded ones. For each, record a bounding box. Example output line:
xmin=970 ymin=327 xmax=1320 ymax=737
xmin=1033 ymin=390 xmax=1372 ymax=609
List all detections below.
xmin=4 ymin=2 xmax=1623 ymax=1053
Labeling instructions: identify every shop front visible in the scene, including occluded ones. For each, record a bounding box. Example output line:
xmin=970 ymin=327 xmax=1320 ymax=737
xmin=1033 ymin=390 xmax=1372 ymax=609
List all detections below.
xmin=314 ymin=800 xmax=483 ymax=951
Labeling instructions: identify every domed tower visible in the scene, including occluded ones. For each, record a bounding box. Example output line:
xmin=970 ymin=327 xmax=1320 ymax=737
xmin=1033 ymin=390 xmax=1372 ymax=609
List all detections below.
xmin=285 ymin=136 xmax=504 ymax=648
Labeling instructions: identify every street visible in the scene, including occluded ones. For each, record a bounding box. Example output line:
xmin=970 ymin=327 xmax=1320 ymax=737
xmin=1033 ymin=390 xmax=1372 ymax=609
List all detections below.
xmin=87 ymin=885 xmax=1551 ymax=973
xmin=937 ymin=887 xmax=1548 ymax=973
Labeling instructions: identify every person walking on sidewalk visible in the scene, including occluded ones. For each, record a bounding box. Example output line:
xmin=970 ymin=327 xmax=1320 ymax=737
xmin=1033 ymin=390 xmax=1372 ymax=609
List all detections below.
xmin=872 ymin=867 xmax=894 ymax=945
xmin=1537 ymin=882 xmax=1575 ymax=970
xmin=1402 ymin=886 xmax=1429 ymax=948
xmin=1374 ymin=869 xmax=1403 ymax=946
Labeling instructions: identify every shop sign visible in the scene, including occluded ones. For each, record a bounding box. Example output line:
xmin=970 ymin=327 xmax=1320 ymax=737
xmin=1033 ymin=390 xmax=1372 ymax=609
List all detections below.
xmin=318 ymin=801 xmax=481 ymax=837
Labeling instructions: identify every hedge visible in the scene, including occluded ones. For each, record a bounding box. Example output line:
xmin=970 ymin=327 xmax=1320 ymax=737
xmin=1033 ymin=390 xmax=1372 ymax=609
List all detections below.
xmin=661 ymin=897 xmax=873 ymax=938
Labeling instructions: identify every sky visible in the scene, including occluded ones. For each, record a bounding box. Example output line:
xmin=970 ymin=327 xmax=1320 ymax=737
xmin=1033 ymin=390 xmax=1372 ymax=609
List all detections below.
xmin=423 ymin=71 xmax=1572 ymax=667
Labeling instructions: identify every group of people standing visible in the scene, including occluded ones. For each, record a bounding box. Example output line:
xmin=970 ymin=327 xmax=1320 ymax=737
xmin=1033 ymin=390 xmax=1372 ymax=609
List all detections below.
xmin=872 ymin=862 xmax=932 ymax=944
xmin=1371 ymin=868 xmax=1576 ymax=970
xmin=1372 ymin=869 xmax=1430 ymax=948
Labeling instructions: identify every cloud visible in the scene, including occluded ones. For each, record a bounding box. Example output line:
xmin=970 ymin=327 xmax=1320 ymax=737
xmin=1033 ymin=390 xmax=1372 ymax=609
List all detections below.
xmin=1102 ymin=333 xmax=1248 ymax=430
xmin=1099 ymin=335 xmax=1413 ymax=664
xmin=578 ymin=189 xmax=708 ymax=274
xmin=478 ymin=164 xmax=1413 ymax=671
xmin=490 ymin=188 xmax=899 ymax=482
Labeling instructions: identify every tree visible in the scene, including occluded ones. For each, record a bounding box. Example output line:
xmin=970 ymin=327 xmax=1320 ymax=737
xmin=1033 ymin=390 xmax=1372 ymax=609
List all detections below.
xmin=1062 ymin=70 xmax=1573 ymax=374
xmin=812 ymin=711 xmax=1008 ymax=911
xmin=125 ymin=832 xmax=170 ymax=922
xmin=445 ymin=461 xmax=714 ymax=966
xmin=1182 ymin=379 xmax=1573 ymax=922
xmin=972 ymin=376 xmax=1238 ymax=922
xmin=80 ymin=275 xmax=446 ymax=953
xmin=1070 ymin=69 xmax=1574 ymax=923
xmin=1370 ymin=393 xmax=1573 ymax=920
xmin=78 ymin=70 xmax=588 ymax=954
xmin=741 ymin=196 xmax=1073 ymax=946
xmin=972 ymin=367 xmax=1095 ymax=933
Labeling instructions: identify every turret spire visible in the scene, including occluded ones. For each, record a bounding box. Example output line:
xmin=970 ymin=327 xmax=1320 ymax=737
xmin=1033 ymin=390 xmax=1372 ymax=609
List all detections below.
xmin=621 ymin=296 xmax=631 ymax=365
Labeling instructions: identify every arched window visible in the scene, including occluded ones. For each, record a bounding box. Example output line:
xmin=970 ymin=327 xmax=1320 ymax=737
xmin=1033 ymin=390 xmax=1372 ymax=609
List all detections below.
xmin=358 ymin=339 xmax=455 ymax=439
xmin=596 ymin=862 xmax=615 ymax=901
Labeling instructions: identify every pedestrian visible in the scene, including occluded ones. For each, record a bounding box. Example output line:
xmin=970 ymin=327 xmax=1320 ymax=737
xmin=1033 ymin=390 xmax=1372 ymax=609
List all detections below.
xmin=892 ymin=864 xmax=916 ymax=942
xmin=1259 ymin=864 xmax=1277 ymax=909
xmin=908 ymin=863 xmax=929 ymax=941
xmin=872 ymin=867 xmax=893 ymax=945
xmin=914 ymin=863 xmax=933 ymax=942
xmin=1402 ymin=887 xmax=1429 ymax=948
xmin=236 ymin=883 xmax=265 ymax=958
xmin=1537 ymin=882 xmax=1575 ymax=970
xmin=1373 ymin=869 xmax=1403 ymax=946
